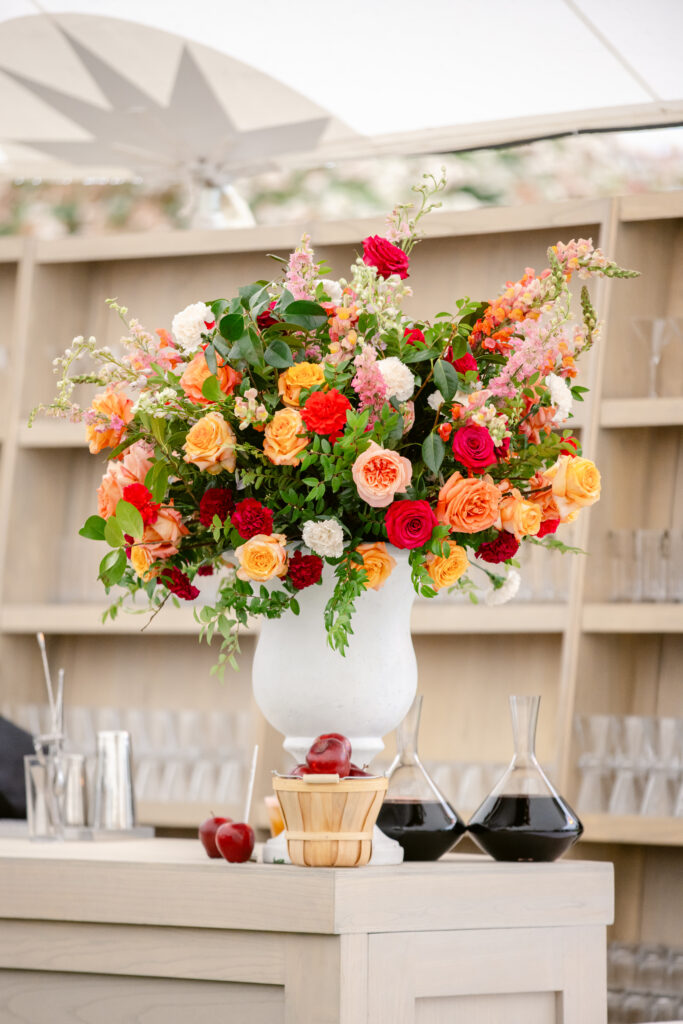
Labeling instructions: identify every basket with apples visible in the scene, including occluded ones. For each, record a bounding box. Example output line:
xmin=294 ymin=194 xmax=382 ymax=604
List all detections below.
xmin=273 ymin=733 xmax=388 ymax=867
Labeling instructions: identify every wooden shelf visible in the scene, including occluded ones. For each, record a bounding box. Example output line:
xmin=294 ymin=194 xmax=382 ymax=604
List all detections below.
xmin=0 ymin=238 xmax=22 ymax=263
xmin=582 ymin=603 xmax=683 ymax=634
xmin=580 ymin=814 xmax=683 ymax=847
xmin=138 ymin=801 xmax=271 ymax=831
xmin=618 ymin=192 xmax=683 ymax=223
xmin=18 ymin=422 xmax=89 ymax=448
xmin=600 ymin=397 xmax=683 ymax=428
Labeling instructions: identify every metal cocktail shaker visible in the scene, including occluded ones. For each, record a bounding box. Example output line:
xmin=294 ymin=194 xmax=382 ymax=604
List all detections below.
xmin=93 ymin=730 xmax=136 ymax=830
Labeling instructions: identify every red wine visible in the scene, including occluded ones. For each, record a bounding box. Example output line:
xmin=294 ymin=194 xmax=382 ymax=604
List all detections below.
xmin=468 ymin=794 xmax=583 ymax=862
xmin=377 ymin=799 xmax=466 ymax=861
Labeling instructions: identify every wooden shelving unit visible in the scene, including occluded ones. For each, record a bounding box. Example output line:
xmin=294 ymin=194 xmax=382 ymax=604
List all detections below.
xmin=1 ymin=191 xmax=681 ymax=946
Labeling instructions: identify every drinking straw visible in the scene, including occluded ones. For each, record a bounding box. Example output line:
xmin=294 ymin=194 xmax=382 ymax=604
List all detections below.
xmin=36 ymin=632 xmax=57 ymax=734
xmin=55 ymin=667 xmax=65 ymax=738
xmin=242 ymin=744 xmax=259 ymax=823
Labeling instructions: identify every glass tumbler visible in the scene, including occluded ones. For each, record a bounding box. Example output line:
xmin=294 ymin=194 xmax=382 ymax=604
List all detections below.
xmin=608 ymin=530 xmax=640 ymax=602
xmin=24 ymin=753 xmax=64 ymax=840
xmin=636 ymin=529 xmax=668 ymax=602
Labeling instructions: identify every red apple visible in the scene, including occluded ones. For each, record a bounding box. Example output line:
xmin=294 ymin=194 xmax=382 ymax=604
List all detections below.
xmin=215 ymin=822 xmax=255 ymax=863
xmin=290 ymin=763 xmax=308 ymax=777
xmin=198 ymin=814 xmax=232 ymax=858
xmin=347 ymin=763 xmax=372 ymax=777
xmin=306 ymin=735 xmax=351 ymax=777
xmin=317 ymin=732 xmax=352 ymax=759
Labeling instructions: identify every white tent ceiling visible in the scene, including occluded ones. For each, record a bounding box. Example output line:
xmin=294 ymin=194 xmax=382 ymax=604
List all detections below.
xmin=0 ymin=0 xmax=681 ymax=182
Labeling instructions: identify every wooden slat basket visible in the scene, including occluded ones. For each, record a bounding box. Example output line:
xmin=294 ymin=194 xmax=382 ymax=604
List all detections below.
xmin=272 ymin=774 xmax=388 ymax=867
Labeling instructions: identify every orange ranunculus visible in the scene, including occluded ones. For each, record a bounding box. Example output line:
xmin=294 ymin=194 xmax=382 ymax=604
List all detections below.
xmin=518 ymin=405 xmax=556 ymax=445
xmin=499 ymin=488 xmax=542 ymax=541
xmin=86 ymin=387 xmax=134 ymax=454
xmin=542 ymin=455 xmax=601 ymax=510
xmin=278 ymin=362 xmax=325 ymax=407
xmin=97 ymin=441 xmax=154 ymax=519
xmin=436 ymin=471 xmax=500 ymax=533
xmin=141 ymin=504 xmax=188 ymax=559
xmin=179 ymin=350 xmax=242 ymax=406
xmin=424 ymin=540 xmax=469 ymax=590
xmin=183 ymin=411 xmax=236 ymax=474
xmin=263 ymin=408 xmax=309 ymax=466
xmin=235 ymin=534 xmax=288 ymax=582
xmin=129 ymin=544 xmax=157 ymax=581
xmin=351 ymin=441 xmax=412 ymax=509
xmin=355 ymin=541 xmax=396 ymax=591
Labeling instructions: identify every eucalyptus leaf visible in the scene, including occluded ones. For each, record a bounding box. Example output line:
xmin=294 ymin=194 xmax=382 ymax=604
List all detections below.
xmin=219 ymin=313 xmax=245 ymax=342
xmin=281 ymin=299 xmax=328 ymax=331
xmin=264 ymin=339 xmax=294 ymax=368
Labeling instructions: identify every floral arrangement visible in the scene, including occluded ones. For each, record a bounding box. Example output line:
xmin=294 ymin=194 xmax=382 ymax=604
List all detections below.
xmin=36 ymin=173 xmax=636 ymax=673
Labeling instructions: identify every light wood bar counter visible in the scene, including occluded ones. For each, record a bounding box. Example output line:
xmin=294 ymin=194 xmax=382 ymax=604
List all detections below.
xmin=0 ymin=838 xmax=613 ymax=1023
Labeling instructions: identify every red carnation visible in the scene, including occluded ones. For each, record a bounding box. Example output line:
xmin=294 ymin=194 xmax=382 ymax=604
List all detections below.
xmin=477 ymin=531 xmax=520 ymax=564
xmin=159 ymin=566 xmax=200 ymax=600
xmin=287 ymin=550 xmax=323 ymax=591
xmin=362 ymin=235 xmax=410 ymax=280
xmin=385 ymin=500 xmax=438 ymax=550
xmin=196 ymin=564 xmax=214 ymax=576
xmin=451 ymin=422 xmax=497 ymax=471
xmin=257 ymin=300 xmax=279 ymax=331
xmin=404 ymin=326 xmax=425 ymax=345
xmin=445 ymin=348 xmax=478 ymax=376
xmin=199 ymin=487 xmax=235 ymax=527
xmin=122 ymin=483 xmax=160 ymax=526
xmin=560 ymin=437 xmax=579 ymax=457
xmin=301 ymin=389 xmax=351 ymax=441
xmin=231 ymin=498 xmax=274 ymax=539
xmin=537 ymin=518 xmax=560 ymax=538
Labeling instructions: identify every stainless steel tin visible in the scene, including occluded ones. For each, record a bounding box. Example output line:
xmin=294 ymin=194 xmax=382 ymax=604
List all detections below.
xmin=93 ymin=730 xmax=136 ymax=830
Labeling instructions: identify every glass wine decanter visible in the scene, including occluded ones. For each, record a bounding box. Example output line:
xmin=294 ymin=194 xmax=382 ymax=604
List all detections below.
xmin=377 ymin=695 xmax=465 ymax=861
xmin=468 ymin=695 xmax=583 ymax=862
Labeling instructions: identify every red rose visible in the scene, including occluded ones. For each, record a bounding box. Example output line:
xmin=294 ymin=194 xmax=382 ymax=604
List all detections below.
xmin=560 ymin=437 xmax=579 ymax=458
xmin=445 ymin=348 xmax=478 ymax=376
xmin=231 ymin=498 xmax=274 ymax=539
xmin=301 ymin=389 xmax=351 ymax=441
xmin=496 ymin=436 xmax=511 ymax=462
xmin=257 ymin=300 xmax=279 ymax=331
xmin=159 ymin=566 xmax=200 ymax=600
xmin=404 ymin=327 xmax=425 ymax=345
xmin=385 ymin=500 xmax=438 ymax=550
xmin=477 ymin=531 xmax=520 ymax=564
xmin=122 ymin=483 xmax=160 ymax=526
xmin=362 ymin=235 xmax=409 ymax=280
xmin=199 ymin=487 xmax=235 ymax=527
xmin=287 ymin=550 xmax=324 ymax=590
xmin=451 ymin=422 xmax=497 ymax=471
xmin=537 ymin=518 xmax=560 ymax=537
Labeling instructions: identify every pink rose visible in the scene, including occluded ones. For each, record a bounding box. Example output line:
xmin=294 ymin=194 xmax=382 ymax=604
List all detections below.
xmin=141 ymin=504 xmax=189 ymax=559
xmin=385 ymin=500 xmax=437 ymax=549
xmin=97 ymin=441 xmax=154 ymax=519
xmin=362 ymin=235 xmax=410 ymax=280
xmin=352 ymin=441 xmax=412 ymax=508
xmin=451 ymin=422 xmax=496 ymax=471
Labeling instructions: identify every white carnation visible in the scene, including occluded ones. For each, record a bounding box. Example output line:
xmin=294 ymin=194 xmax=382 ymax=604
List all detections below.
xmin=377 ymin=357 xmax=415 ymax=402
xmin=545 ymin=373 xmax=573 ymax=423
xmin=427 ymin=390 xmax=444 ymax=411
xmin=484 ymin=569 xmax=521 ymax=607
xmin=171 ymin=302 xmax=213 ymax=353
xmin=318 ymin=279 xmax=343 ymax=304
xmin=302 ymin=518 xmax=344 ymax=559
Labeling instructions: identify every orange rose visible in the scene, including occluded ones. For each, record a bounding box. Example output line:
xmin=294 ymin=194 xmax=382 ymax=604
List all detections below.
xmin=527 ymin=472 xmax=562 ymax=524
xmin=141 ymin=505 xmax=188 ymax=559
xmin=183 ymin=411 xmax=236 ymax=474
xmin=97 ymin=441 xmax=154 ymax=519
xmin=499 ymin=489 xmax=542 ymax=541
xmin=86 ymin=387 xmax=134 ymax=454
xmin=356 ymin=541 xmax=396 ymax=591
xmin=436 ymin=471 xmax=500 ymax=533
xmin=263 ymin=408 xmax=308 ymax=466
xmin=424 ymin=540 xmax=469 ymax=590
xmin=542 ymin=455 xmax=601 ymax=511
xmin=351 ymin=441 xmax=412 ymax=508
xmin=129 ymin=544 xmax=157 ymax=581
xmin=180 ymin=350 xmax=242 ymax=406
xmin=278 ymin=362 xmax=325 ymax=407
xmin=235 ymin=534 xmax=288 ymax=582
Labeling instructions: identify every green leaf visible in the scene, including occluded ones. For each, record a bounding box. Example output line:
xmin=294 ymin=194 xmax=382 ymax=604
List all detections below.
xmin=115 ymin=500 xmax=144 ymax=540
xmin=422 ymin=433 xmax=445 ymax=475
xmin=219 ymin=313 xmax=246 ymax=342
xmin=104 ymin=517 xmax=125 ymax=548
xmin=79 ymin=515 xmax=106 ymax=541
xmin=264 ymin=339 xmax=294 ymax=368
xmin=204 ymin=344 xmax=218 ymax=374
xmin=449 ymin=335 xmax=467 ymax=360
xmin=208 ymin=299 xmax=229 ymax=319
xmin=281 ymin=300 xmax=328 ymax=331
xmin=433 ymin=359 xmax=459 ymax=402
xmin=201 ymin=375 xmax=225 ymax=403
xmin=98 ymin=548 xmax=126 ymax=586
xmin=238 ymin=331 xmax=262 ymax=365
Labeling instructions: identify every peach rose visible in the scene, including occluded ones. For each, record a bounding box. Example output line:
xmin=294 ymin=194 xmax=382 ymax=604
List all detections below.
xmin=351 ymin=441 xmax=412 ymax=508
xmin=278 ymin=362 xmax=325 ymax=407
xmin=542 ymin=455 xmax=601 ymax=510
xmin=235 ymin=534 xmax=288 ymax=582
xmin=527 ymin=471 xmax=562 ymax=524
xmin=86 ymin=387 xmax=134 ymax=454
xmin=263 ymin=408 xmax=309 ymax=466
xmin=499 ymin=489 xmax=542 ymax=541
xmin=436 ymin=471 xmax=500 ymax=533
xmin=183 ymin=411 xmax=236 ymax=474
xmin=180 ymin=350 xmax=242 ymax=406
xmin=424 ymin=540 xmax=469 ymax=590
xmin=129 ymin=544 xmax=157 ymax=581
xmin=141 ymin=504 xmax=188 ymax=559
xmin=355 ymin=541 xmax=397 ymax=591
xmin=97 ymin=441 xmax=154 ymax=519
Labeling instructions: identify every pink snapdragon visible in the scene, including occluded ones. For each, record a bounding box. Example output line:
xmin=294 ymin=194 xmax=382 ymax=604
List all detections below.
xmin=285 ymin=233 xmax=318 ymax=300
xmin=352 ymin=344 xmax=387 ymax=425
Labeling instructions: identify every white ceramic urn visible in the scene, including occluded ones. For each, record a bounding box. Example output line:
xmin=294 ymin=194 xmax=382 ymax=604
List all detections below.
xmin=252 ymin=546 xmax=417 ymax=769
